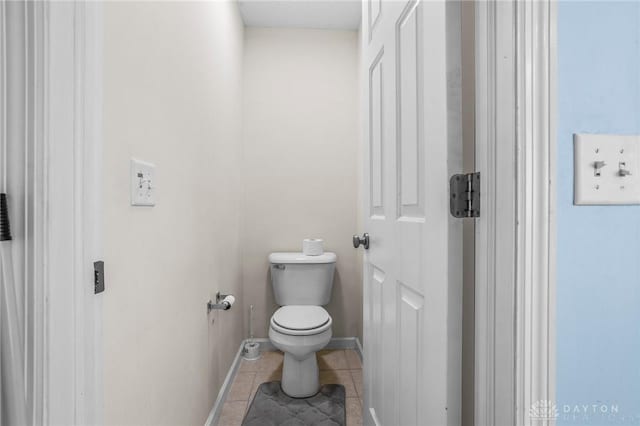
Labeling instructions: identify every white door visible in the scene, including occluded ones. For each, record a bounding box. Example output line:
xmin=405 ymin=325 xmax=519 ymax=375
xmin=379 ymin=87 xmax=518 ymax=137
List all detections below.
xmin=359 ymin=1 xmax=463 ymax=425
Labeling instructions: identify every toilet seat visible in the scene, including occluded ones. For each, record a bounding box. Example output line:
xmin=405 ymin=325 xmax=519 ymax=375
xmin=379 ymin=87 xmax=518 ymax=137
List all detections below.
xmin=270 ymin=306 xmax=332 ymax=336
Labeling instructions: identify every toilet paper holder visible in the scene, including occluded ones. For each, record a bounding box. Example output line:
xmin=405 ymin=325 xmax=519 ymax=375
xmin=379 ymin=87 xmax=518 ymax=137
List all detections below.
xmin=207 ymin=292 xmax=235 ymax=313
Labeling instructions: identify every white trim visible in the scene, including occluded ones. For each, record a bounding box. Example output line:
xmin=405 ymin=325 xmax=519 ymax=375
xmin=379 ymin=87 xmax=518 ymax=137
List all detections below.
xmin=1 ymin=3 xmax=49 ymax=424
xmin=515 ymin=1 xmax=556 ymax=425
xmin=80 ymin=3 xmax=104 ymax=425
xmin=474 ymin=1 xmax=556 ymax=425
xmin=26 ymin=3 xmax=48 ymax=424
xmin=45 ymin=2 xmax=103 ymax=425
xmin=0 ymin=5 xmax=5 ymax=422
xmin=354 ymin=336 xmax=364 ymax=360
xmin=474 ymin=2 xmax=495 ymax=422
xmin=204 ymin=340 xmax=246 ymax=426
xmin=203 ymin=337 xmax=364 ymax=426
xmin=0 ymin=1 xmax=5 ymax=190
xmin=243 ymin=337 xmax=363 ymax=355
xmin=474 ymin=1 xmax=518 ymax=424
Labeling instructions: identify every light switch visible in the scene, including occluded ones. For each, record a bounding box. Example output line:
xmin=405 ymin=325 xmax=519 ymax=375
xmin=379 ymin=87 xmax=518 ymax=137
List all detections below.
xmin=574 ymin=134 xmax=640 ymax=205
xmin=130 ymin=159 xmax=156 ymax=206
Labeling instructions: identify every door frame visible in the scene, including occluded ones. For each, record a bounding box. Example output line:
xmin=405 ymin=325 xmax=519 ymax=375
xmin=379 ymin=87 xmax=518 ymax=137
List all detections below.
xmin=474 ymin=1 xmax=557 ymax=425
xmin=37 ymin=2 xmax=103 ymax=424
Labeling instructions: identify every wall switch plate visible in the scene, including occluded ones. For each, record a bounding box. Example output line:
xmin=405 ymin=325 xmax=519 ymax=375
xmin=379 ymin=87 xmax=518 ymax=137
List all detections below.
xmin=130 ymin=159 xmax=156 ymax=206
xmin=574 ymin=134 xmax=640 ymax=205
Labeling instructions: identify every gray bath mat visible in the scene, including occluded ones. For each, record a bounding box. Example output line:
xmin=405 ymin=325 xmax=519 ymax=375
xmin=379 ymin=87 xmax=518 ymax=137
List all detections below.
xmin=242 ymin=381 xmax=345 ymax=426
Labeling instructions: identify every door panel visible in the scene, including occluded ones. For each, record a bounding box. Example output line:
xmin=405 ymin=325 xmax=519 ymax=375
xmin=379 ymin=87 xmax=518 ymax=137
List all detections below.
xmin=369 ymin=50 xmax=385 ymax=217
xmin=366 ymin=265 xmax=385 ymax=425
xmin=368 ymin=0 xmax=381 ymax=41
xmin=397 ymin=282 xmax=424 ymax=426
xmin=396 ymin=2 xmax=424 ymax=220
xmin=361 ymin=1 xmax=463 ymax=425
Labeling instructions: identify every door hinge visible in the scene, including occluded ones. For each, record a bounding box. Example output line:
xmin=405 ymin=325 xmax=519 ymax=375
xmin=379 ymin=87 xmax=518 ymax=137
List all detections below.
xmin=450 ymin=172 xmax=480 ymax=218
xmin=94 ymin=261 xmax=105 ymax=294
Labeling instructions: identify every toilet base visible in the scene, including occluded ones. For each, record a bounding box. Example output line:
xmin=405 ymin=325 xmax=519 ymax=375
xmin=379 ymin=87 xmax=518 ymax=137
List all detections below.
xmin=269 ymin=325 xmax=331 ymax=398
xmin=281 ymin=352 xmax=319 ymax=398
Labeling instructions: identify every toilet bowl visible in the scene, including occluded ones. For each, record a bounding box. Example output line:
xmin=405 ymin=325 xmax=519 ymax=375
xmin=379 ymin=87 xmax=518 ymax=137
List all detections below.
xmin=268 ymin=251 xmax=336 ymax=398
xmin=268 ymin=305 xmax=332 ymax=397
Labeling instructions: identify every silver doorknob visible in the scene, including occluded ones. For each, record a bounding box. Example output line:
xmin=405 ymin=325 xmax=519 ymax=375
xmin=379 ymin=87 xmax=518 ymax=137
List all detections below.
xmin=353 ymin=233 xmax=370 ymax=249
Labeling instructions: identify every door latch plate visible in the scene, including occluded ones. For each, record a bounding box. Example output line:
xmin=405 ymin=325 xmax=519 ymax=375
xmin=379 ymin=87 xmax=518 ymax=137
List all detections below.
xmin=94 ymin=261 xmax=105 ymax=294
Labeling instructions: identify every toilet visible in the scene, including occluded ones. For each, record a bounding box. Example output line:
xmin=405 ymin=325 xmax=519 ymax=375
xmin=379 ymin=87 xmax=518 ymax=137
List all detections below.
xmin=268 ymin=251 xmax=336 ymax=398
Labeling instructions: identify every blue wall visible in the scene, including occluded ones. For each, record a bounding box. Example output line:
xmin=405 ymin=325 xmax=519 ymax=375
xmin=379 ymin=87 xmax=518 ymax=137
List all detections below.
xmin=557 ymin=1 xmax=640 ymax=425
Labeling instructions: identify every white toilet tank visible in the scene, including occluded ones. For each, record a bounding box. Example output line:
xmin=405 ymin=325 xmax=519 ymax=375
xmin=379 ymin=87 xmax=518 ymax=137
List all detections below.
xmin=269 ymin=252 xmax=336 ymax=306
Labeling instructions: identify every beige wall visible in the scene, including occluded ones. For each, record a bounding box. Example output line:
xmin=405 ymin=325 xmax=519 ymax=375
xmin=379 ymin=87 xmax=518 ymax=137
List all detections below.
xmin=242 ymin=28 xmax=361 ymax=339
xmin=103 ymin=2 xmax=244 ymax=425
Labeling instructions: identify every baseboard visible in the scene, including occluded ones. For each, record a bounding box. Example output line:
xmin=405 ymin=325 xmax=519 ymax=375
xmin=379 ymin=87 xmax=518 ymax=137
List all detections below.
xmin=204 ymin=341 xmax=245 ymax=426
xmin=203 ymin=336 xmax=363 ymax=426
xmin=354 ymin=337 xmax=363 ymax=361
xmin=248 ymin=337 xmax=276 ymax=352
xmin=326 ymin=337 xmax=360 ymax=351
xmin=246 ymin=337 xmax=363 ymax=356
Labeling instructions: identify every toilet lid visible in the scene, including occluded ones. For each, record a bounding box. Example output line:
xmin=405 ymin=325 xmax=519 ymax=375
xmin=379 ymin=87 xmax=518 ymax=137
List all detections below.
xmin=272 ymin=306 xmax=330 ymax=330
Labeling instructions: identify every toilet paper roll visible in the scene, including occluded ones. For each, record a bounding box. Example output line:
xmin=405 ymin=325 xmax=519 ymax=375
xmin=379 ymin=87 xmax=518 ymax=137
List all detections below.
xmin=303 ymin=238 xmax=324 ymax=256
xmin=222 ymin=295 xmax=235 ymax=309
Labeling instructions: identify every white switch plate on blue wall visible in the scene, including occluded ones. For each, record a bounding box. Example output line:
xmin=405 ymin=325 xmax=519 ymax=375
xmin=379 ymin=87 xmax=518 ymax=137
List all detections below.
xmin=130 ymin=159 xmax=156 ymax=206
xmin=574 ymin=134 xmax=640 ymax=205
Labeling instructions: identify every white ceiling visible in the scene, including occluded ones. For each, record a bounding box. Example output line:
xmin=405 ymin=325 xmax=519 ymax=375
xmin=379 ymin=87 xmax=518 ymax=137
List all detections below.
xmin=238 ymin=0 xmax=362 ymax=31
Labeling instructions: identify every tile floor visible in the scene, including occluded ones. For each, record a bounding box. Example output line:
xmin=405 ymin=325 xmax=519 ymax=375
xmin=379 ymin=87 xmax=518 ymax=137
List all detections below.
xmin=218 ymin=349 xmax=363 ymax=426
